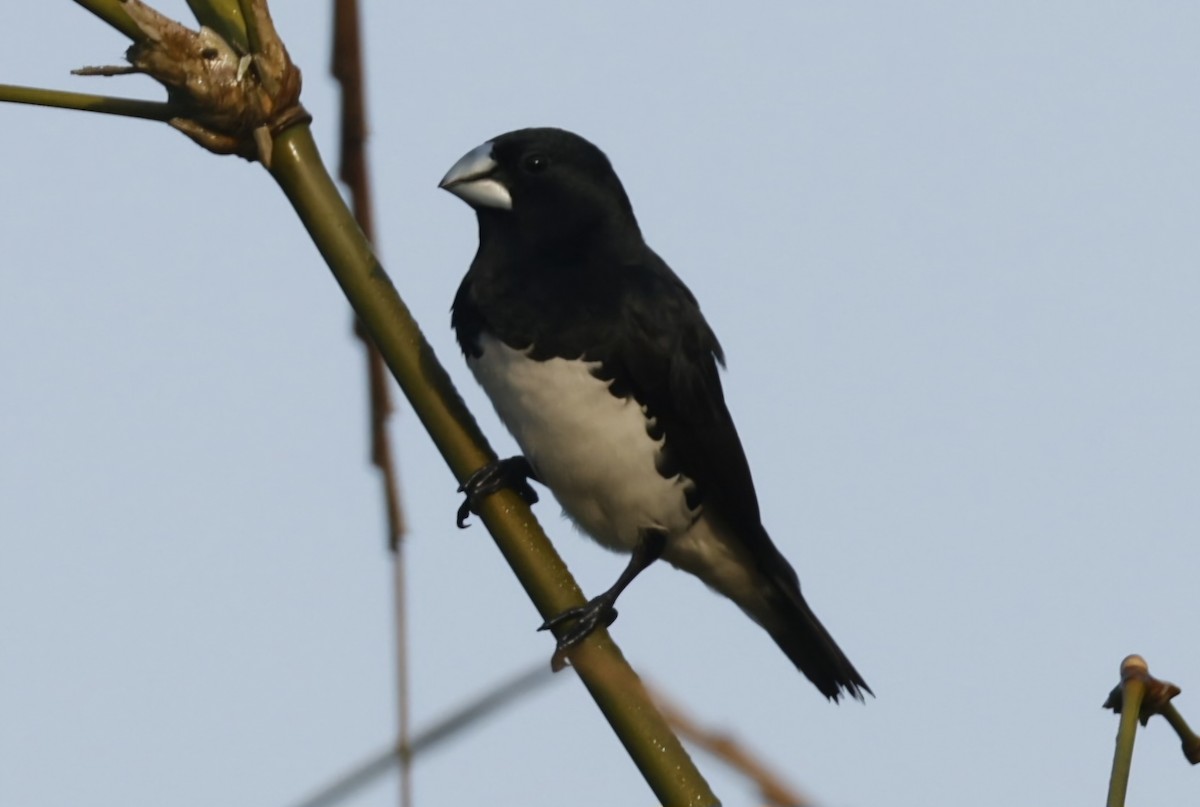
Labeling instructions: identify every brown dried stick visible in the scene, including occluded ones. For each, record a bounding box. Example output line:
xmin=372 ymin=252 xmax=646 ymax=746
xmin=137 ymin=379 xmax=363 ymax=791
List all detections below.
xmin=650 ymin=686 xmax=812 ymax=807
xmin=329 ymin=4 xmax=412 ymax=807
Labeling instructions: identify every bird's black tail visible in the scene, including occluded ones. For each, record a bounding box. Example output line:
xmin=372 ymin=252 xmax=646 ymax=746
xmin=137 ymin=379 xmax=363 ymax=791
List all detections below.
xmin=759 ymin=569 xmax=872 ymax=702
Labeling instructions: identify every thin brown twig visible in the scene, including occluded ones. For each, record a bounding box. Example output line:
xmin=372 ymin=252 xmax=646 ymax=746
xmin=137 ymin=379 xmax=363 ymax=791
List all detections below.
xmin=650 ymin=685 xmax=813 ymax=807
xmin=288 ymin=668 xmax=807 ymax=807
xmin=330 ymin=0 xmax=405 ymax=548
xmin=389 ymin=556 xmax=413 ymax=807
xmin=329 ymin=3 xmax=411 ymax=806
xmin=287 ymin=664 xmax=559 ymax=807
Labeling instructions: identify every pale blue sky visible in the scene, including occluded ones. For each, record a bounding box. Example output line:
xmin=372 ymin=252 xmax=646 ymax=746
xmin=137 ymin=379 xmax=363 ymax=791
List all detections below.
xmin=3 ymin=2 xmax=1200 ymax=806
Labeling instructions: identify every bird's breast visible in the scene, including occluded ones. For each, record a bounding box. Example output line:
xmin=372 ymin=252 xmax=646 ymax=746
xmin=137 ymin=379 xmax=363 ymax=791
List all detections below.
xmin=468 ymin=333 xmax=698 ymax=550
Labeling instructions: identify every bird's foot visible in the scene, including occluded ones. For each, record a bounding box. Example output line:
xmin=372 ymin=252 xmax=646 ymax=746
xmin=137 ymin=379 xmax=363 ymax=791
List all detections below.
xmin=456 ymin=456 xmax=538 ymax=528
xmin=539 ymin=596 xmax=619 ymax=671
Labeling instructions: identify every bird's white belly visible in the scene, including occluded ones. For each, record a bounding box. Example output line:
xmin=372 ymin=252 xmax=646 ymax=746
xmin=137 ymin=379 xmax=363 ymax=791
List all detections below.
xmin=468 ymin=335 xmax=697 ymax=551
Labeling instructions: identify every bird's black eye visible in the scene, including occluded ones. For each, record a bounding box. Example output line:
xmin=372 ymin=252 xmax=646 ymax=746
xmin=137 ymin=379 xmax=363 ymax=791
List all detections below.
xmin=522 ymin=153 xmax=549 ymax=174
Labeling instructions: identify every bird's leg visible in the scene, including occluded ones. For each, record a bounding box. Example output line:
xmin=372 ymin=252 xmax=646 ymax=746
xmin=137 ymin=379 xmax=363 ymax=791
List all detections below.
xmin=540 ymin=529 xmax=667 ymax=670
xmin=456 ymin=456 xmax=539 ymax=528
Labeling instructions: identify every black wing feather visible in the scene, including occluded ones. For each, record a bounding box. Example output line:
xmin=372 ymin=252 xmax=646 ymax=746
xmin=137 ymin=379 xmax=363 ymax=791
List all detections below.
xmin=602 ymin=252 xmax=772 ymax=551
xmin=455 ymin=246 xmax=798 ymax=587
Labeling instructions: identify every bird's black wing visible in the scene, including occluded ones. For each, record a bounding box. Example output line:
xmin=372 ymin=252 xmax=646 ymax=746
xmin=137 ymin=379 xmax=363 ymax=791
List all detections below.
xmin=597 ymin=251 xmax=797 ymax=577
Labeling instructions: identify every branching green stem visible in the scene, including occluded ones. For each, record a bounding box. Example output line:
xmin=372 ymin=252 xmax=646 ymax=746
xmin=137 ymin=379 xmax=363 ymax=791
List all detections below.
xmin=73 ymin=0 xmax=145 ymax=41
xmin=1160 ymin=703 xmax=1200 ymax=765
xmin=235 ymin=0 xmax=263 ymax=55
xmin=0 ymin=84 xmax=175 ymax=121
xmin=185 ymin=0 xmax=249 ymax=51
xmin=269 ymin=124 xmax=719 ymax=807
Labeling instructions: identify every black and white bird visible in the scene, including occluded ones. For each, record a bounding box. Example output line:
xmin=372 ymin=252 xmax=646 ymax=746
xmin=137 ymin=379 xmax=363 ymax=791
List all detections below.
xmin=440 ymin=127 xmax=870 ymax=701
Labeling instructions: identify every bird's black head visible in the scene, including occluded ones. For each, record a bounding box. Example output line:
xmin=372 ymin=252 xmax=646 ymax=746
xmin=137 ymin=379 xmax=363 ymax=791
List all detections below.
xmin=440 ymin=128 xmax=642 ymax=259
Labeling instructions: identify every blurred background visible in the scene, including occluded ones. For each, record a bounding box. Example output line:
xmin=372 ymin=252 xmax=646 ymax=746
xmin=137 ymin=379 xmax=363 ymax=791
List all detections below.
xmin=2 ymin=2 xmax=1199 ymax=805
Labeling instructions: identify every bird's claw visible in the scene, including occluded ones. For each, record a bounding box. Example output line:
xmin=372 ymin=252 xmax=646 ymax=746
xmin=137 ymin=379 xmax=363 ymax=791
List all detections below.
xmin=539 ymin=600 xmax=619 ymax=671
xmin=456 ymin=456 xmax=538 ymax=528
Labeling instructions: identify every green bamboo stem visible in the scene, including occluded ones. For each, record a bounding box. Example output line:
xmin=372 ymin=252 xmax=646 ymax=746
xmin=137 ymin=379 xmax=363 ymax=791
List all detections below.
xmin=1107 ymin=667 xmax=1146 ymax=807
xmin=185 ymin=0 xmax=249 ymax=52
xmin=269 ymin=124 xmax=718 ymax=806
xmin=73 ymin=0 xmax=145 ymax=42
xmin=0 ymin=84 xmax=175 ymax=121
xmin=235 ymin=0 xmax=262 ymax=55
xmin=72 ymin=0 xmax=249 ymax=51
